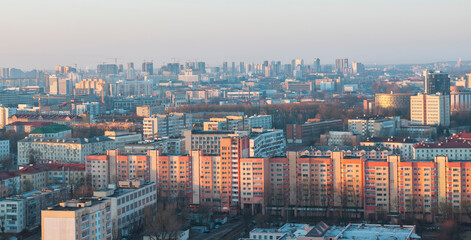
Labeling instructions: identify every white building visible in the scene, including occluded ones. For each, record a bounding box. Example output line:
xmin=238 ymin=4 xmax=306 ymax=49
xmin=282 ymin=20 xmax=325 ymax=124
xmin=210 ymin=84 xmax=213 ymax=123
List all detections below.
xmin=143 ymin=113 xmax=192 ymax=139
xmin=348 ymin=117 xmax=399 ymax=138
xmin=41 ymin=198 xmax=112 ymax=240
xmin=74 ymin=102 xmax=100 ymax=116
xmin=413 ymin=133 xmax=471 ymax=160
xmin=249 ymin=128 xmax=285 ymax=157
xmin=93 ymin=180 xmax=157 ymax=237
xmin=247 ymin=115 xmax=272 ymax=130
xmin=104 ymin=131 xmax=142 ymax=149
xmin=361 ymin=137 xmax=417 ymax=159
xmin=17 ymin=136 xmax=115 ymax=165
xmin=410 ymin=93 xmax=450 ymax=126
xmin=0 ymin=105 xmax=17 ymax=129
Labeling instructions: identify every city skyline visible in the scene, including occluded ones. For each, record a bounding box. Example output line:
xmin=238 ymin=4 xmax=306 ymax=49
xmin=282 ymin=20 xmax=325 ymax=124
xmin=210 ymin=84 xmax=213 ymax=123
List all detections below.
xmin=1 ymin=0 xmax=470 ymax=69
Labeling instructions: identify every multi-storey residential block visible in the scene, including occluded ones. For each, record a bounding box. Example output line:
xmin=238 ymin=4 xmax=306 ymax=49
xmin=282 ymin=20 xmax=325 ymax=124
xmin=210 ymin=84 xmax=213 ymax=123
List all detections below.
xmin=0 ymin=186 xmax=71 ymax=233
xmin=17 ymin=136 xmax=115 ymax=165
xmin=143 ymin=113 xmax=192 ymax=139
xmin=0 ymin=172 xmax=20 ymax=197
xmin=286 ymin=119 xmax=343 ymax=144
xmin=348 ymin=117 xmax=399 ymax=139
xmin=319 ymin=131 xmax=360 ymax=146
xmin=86 ymin=150 xmax=150 ymax=189
xmin=0 ymin=105 xmax=17 ymax=129
xmin=93 ymin=180 xmax=157 ymax=237
xmin=0 ymin=139 xmax=10 ymax=159
xmin=307 ymin=145 xmax=391 ymax=160
xmin=249 ymin=128 xmax=285 ymax=157
xmin=41 ymin=198 xmax=112 ymax=240
xmin=413 ymin=133 xmax=471 ymax=160
xmin=410 ymin=93 xmax=450 ymax=126
xmin=16 ymin=163 xmax=85 ymax=192
xmin=184 ymin=130 xmax=248 ymax=155
xmin=136 ymin=105 xmax=165 ymax=117
xmin=361 ymin=137 xmax=417 ymax=159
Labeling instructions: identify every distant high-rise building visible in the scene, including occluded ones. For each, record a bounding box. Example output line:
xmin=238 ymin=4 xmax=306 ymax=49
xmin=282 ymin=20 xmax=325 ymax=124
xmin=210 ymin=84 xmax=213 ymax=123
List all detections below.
xmin=239 ymin=62 xmax=245 ymax=74
xmin=292 ymin=59 xmax=304 ymax=70
xmin=197 ymin=62 xmax=206 ymax=73
xmin=97 ymin=64 xmax=118 ymax=76
xmin=222 ymin=62 xmax=228 ymax=73
xmin=313 ymin=58 xmax=321 ymax=73
xmin=58 ymin=78 xmax=71 ymax=95
xmin=352 ymin=61 xmax=365 ymax=74
xmin=126 ymin=62 xmax=135 ymax=79
xmin=424 ymin=70 xmax=450 ymax=95
xmin=48 ymin=75 xmax=59 ymax=95
xmin=142 ymin=62 xmax=153 ymax=75
xmin=231 ymin=62 xmax=236 ymax=74
xmin=335 ymin=58 xmax=348 ymax=73
xmin=411 ymin=93 xmax=450 ymax=126
xmin=55 ymin=66 xmax=76 ymax=74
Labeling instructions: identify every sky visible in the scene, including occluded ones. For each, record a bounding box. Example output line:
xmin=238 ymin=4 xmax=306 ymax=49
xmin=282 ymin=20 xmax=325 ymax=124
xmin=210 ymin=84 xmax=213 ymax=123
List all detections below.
xmin=0 ymin=0 xmax=470 ymax=70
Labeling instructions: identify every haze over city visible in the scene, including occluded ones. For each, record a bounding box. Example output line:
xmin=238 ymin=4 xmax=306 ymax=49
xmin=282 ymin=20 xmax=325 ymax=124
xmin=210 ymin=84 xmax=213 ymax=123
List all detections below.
xmin=1 ymin=0 xmax=471 ymax=69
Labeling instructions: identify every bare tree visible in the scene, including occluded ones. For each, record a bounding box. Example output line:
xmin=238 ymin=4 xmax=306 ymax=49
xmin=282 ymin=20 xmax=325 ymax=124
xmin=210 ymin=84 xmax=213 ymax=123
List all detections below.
xmin=27 ymin=149 xmax=42 ymax=165
xmin=143 ymin=202 xmax=183 ymax=240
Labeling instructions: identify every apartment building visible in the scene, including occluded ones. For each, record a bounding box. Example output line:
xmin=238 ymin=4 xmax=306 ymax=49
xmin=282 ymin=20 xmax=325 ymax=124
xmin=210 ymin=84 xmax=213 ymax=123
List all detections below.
xmin=410 ymin=93 xmax=450 ymax=126
xmin=93 ymin=180 xmax=157 ymax=237
xmin=0 ymin=139 xmax=9 ymax=159
xmin=15 ymin=163 xmax=85 ymax=192
xmin=135 ymin=105 xmax=165 ymax=117
xmin=0 ymin=186 xmax=71 ymax=233
xmin=286 ymin=119 xmax=343 ymax=144
xmin=361 ymin=137 xmax=417 ymax=159
xmin=86 ymin=149 xmax=150 ymax=189
xmin=249 ymin=128 xmax=285 ymax=157
xmin=143 ymin=113 xmax=192 ymax=139
xmin=308 ymin=145 xmax=391 ymax=160
xmin=184 ymin=130 xmax=248 ymax=155
xmin=203 ymin=115 xmax=272 ymax=131
xmin=348 ymin=117 xmax=399 ymax=139
xmin=0 ymin=172 xmax=20 ymax=198
xmin=41 ymin=198 xmax=112 ymax=240
xmin=413 ymin=133 xmax=471 ymax=160
xmin=17 ymin=136 xmax=115 ymax=165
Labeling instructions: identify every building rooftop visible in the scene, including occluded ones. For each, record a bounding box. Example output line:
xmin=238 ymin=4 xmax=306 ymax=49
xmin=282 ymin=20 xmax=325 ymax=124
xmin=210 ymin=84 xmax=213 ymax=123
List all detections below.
xmin=29 ymin=124 xmax=71 ymax=134
xmin=17 ymin=163 xmax=85 ymax=174
xmin=336 ymin=223 xmax=418 ymax=240
xmin=19 ymin=136 xmax=113 ymax=144
xmin=363 ymin=137 xmax=417 ymax=144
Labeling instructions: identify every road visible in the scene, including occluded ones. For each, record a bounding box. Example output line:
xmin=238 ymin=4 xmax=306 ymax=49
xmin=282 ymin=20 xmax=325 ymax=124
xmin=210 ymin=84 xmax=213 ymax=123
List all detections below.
xmin=191 ymin=219 xmax=245 ymax=240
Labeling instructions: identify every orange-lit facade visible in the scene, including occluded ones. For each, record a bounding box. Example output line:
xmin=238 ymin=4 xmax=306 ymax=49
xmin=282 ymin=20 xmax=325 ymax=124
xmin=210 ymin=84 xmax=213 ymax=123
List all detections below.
xmin=87 ymin=146 xmax=471 ymax=222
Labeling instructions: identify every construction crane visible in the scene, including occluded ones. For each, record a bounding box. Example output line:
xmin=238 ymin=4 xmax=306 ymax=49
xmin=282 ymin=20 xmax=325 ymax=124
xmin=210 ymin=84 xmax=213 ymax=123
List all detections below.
xmin=33 ymin=95 xmax=67 ymax=112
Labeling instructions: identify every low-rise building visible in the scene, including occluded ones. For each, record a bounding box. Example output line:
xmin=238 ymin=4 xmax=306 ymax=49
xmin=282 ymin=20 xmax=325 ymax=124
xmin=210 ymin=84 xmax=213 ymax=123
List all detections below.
xmin=104 ymin=131 xmax=142 ymax=149
xmin=0 ymin=172 xmax=20 ymax=198
xmin=16 ymin=163 xmax=86 ymax=192
xmin=245 ymin=222 xmax=419 ymax=240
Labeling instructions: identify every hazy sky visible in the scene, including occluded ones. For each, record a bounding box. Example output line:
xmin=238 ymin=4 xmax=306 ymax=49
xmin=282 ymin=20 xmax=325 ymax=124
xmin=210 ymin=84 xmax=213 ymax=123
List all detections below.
xmin=1 ymin=0 xmax=470 ymax=70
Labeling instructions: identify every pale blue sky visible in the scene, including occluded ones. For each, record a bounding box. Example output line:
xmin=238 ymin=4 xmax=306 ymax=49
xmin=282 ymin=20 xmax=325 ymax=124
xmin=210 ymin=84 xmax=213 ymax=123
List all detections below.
xmin=0 ymin=0 xmax=470 ymax=70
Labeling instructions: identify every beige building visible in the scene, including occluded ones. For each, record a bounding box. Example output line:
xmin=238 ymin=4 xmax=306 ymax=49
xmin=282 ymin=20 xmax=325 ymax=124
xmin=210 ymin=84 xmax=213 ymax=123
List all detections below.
xmin=17 ymin=136 xmax=115 ymax=165
xmin=41 ymin=198 xmax=112 ymax=240
xmin=410 ymin=93 xmax=450 ymax=126
xmin=0 ymin=105 xmax=16 ymax=129
xmin=136 ymin=105 xmax=165 ymax=117
xmin=143 ymin=113 xmax=192 ymax=139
